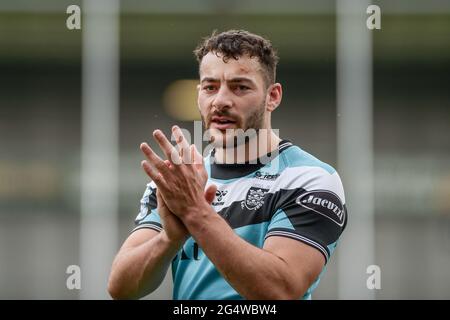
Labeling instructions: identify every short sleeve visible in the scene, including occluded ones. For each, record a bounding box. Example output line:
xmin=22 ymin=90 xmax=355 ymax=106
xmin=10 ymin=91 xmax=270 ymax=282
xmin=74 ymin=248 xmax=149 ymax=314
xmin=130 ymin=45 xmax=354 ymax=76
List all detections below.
xmin=132 ymin=182 xmax=163 ymax=233
xmin=266 ymin=171 xmax=348 ymax=263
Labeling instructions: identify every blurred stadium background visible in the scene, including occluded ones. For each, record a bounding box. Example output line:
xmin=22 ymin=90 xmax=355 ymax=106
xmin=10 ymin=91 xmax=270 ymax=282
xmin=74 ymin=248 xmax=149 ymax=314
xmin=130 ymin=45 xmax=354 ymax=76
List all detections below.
xmin=0 ymin=0 xmax=449 ymax=299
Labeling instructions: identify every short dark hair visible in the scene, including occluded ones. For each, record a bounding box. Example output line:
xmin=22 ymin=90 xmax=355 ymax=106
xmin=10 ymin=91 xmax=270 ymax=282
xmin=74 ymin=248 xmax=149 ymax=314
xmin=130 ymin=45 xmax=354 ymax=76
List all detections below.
xmin=194 ymin=29 xmax=279 ymax=86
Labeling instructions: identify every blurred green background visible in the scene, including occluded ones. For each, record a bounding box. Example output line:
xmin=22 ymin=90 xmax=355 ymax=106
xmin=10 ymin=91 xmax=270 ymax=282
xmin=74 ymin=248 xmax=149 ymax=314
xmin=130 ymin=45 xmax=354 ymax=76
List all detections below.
xmin=0 ymin=0 xmax=449 ymax=299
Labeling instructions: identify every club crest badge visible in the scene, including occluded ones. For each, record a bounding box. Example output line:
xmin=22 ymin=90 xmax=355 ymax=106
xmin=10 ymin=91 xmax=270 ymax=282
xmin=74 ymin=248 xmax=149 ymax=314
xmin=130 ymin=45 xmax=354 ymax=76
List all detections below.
xmin=241 ymin=187 xmax=269 ymax=211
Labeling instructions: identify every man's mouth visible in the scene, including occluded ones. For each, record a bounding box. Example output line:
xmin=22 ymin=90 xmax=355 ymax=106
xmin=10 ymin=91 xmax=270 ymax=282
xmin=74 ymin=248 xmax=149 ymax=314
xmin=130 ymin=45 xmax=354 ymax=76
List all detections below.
xmin=210 ymin=116 xmax=238 ymax=130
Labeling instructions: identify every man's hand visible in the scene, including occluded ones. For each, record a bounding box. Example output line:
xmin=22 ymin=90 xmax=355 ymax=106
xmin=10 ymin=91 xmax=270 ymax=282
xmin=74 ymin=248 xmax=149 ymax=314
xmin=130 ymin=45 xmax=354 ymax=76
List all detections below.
xmin=140 ymin=126 xmax=217 ymax=219
xmin=156 ymin=188 xmax=189 ymax=247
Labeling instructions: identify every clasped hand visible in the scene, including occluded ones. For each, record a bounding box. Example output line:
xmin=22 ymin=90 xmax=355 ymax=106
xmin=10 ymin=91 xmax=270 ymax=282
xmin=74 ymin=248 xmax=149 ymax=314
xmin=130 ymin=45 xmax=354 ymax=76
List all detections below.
xmin=140 ymin=126 xmax=217 ymax=221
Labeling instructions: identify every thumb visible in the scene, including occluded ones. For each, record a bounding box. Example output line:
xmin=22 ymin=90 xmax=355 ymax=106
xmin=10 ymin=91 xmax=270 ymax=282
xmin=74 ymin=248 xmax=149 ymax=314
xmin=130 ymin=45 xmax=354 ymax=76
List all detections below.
xmin=204 ymin=184 xmax=217 ymax=205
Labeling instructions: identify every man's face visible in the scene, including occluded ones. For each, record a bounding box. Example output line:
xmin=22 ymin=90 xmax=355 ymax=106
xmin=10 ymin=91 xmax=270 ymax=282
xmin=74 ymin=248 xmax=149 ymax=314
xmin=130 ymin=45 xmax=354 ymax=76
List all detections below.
xmin=198 ymin=52 xmax=268 ymax=148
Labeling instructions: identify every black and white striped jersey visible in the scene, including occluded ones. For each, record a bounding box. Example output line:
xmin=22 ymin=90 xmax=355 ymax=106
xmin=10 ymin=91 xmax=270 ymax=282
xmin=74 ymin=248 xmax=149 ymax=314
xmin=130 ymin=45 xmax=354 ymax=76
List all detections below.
xmin=134 ymin=139 xmax=348 ymax=300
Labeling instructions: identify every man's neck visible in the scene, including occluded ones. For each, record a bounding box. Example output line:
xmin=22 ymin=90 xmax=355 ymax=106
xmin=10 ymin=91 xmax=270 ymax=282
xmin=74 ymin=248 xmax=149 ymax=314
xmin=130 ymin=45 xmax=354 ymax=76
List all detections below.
xmin=214 ymin=130 xmax=281 ymax=164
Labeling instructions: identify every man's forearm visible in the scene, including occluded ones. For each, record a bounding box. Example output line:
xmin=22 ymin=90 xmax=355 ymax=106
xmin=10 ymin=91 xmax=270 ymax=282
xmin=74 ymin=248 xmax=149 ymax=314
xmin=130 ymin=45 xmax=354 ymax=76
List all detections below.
xmin=108 ymin=231 xmax=181 ymax=299
xmin=180 ymin=203 xmax=302 ymax=299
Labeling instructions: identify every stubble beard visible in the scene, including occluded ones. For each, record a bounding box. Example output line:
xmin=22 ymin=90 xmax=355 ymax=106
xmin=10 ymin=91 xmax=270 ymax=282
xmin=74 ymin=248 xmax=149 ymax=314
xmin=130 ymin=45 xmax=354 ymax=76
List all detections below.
xmin=202 ymin=99 xmax=266 ymax=149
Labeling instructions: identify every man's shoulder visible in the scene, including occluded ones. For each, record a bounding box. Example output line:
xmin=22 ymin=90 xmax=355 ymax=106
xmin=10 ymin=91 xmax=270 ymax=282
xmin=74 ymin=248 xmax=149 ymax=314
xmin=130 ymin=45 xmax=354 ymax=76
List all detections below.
xmin=279 ymin=144 xmax=336 ymax=175
xmin=277 ymin=144 xmax=344 ymax=198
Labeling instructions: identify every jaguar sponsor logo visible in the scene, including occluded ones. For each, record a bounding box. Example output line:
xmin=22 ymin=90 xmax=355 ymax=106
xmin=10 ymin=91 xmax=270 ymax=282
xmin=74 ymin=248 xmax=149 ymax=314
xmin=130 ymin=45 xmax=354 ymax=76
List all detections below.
xmin=241 ymin=187 xmax=269 ymax=211
xmin=296 ymin=190 xmax=346 ymax=226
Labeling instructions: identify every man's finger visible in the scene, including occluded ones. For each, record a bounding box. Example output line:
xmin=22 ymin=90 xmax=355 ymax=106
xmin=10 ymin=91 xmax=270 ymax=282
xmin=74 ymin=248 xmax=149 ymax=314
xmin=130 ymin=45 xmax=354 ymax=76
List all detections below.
xmin=164 ymin=160 xmax=173 ymax=170
xmin=172 ymin=126 xmax=191 ymax=164
xmin=204 ymin=184 xmax=217 ymax=205
xmin=141 ymin=160 xmax=169 ymax=191
xmin=153 ymin=130 xmax=182 ymax=165
xmin=140 ymin=142 xmax=170 ymax=174
xmin=191 ymin=144 xmax=204 ymax=167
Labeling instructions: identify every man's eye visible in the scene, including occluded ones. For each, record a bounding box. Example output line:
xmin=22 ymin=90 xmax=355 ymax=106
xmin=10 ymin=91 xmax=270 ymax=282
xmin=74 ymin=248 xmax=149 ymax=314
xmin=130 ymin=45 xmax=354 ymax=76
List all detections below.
xmin=236 ymin=85 xmax=249 ymax=91
xmin=203 ymin=85 xmax=216 ymax=91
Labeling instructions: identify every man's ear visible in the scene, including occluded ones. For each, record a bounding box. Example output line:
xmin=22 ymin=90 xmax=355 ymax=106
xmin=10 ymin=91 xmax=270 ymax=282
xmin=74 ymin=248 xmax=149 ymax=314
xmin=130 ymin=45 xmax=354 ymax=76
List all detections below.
xmin=266 ymin=83 xmax=282 ymax=112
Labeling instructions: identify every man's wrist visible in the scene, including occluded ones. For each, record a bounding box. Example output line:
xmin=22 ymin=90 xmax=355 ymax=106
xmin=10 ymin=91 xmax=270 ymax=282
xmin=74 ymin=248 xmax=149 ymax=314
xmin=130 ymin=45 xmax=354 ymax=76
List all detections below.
xmin=159 ymin=230 xmax=186 ymax=252
xmin=181 ymin=200 xmax=215 ymax=230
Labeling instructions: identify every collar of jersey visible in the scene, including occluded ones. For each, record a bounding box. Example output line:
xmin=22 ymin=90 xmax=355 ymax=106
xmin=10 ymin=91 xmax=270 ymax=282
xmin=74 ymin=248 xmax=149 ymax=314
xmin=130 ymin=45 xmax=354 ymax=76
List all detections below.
xmin=209 ymin=139 xmax=293 ymax=180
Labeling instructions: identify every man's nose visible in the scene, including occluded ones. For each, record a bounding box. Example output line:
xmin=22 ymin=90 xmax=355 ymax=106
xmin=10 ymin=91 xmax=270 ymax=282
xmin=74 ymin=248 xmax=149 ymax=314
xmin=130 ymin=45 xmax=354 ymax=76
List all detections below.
xmin=212 ymin=86 xmax=233 ymax=111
